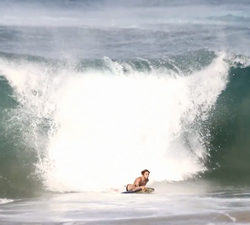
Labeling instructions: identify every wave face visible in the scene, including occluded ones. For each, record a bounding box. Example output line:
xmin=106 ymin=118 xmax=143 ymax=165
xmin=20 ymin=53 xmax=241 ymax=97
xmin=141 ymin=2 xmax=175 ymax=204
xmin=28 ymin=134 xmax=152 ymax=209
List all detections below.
xmin=205 ymin=63 xmax=250 ymax=183
xmin=3 ymin=49 xmax=248 ymax=197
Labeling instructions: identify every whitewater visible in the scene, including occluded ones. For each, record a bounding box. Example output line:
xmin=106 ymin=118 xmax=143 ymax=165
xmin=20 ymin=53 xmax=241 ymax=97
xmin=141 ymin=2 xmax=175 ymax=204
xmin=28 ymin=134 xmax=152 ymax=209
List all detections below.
xmin=0 ymin=0 xmax=250 ymax=224
xmin=1 ymin=53 xmax=228 ymax=192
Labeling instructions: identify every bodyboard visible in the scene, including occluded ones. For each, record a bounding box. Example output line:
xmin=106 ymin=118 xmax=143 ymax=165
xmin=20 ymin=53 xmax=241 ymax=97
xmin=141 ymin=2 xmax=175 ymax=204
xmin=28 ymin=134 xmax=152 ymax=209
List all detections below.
xmin=121 ymin=187 xmax=154 ymax=194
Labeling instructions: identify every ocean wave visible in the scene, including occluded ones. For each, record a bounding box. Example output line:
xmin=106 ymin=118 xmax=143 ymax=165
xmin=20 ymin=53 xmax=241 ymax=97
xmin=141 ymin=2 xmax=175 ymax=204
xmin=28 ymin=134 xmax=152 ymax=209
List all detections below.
xmin=207 ymin=14 xmax=250 ymax=23
xmin=0 ymin=50 xmax=249 ymax=197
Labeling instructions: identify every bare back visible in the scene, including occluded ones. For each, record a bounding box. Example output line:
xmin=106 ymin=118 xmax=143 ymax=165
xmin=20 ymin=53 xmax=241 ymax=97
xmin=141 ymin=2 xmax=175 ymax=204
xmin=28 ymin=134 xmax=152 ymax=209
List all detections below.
xmin=133 ymin=176 xmax=148 ymax=187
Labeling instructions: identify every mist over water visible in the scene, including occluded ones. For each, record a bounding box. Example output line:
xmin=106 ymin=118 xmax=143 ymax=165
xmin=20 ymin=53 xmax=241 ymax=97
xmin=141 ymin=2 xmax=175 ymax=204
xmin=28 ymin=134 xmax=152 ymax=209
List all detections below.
xmin=0 ymin=0 xmax=250 ymax=58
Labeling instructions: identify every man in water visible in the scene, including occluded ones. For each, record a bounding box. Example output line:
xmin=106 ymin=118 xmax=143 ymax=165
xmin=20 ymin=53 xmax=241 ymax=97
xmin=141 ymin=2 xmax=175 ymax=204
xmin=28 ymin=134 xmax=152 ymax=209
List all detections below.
xmin=126 ymin=169 xmax=150 ymax=191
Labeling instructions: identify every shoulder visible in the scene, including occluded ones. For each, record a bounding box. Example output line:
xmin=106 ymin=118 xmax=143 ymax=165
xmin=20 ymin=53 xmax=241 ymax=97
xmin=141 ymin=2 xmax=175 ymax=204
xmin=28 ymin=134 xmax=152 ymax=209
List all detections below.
xmin=135 ymin=177 xmax=142 ymax=181
xmin=134 ymin=177 xmax=142 ymax=183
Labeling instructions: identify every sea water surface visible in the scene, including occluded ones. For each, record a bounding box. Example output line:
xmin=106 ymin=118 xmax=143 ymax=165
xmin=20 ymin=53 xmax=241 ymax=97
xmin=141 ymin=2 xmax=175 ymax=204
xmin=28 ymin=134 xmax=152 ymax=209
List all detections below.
xmin=0 ymin=0 xmax=250 ymax=224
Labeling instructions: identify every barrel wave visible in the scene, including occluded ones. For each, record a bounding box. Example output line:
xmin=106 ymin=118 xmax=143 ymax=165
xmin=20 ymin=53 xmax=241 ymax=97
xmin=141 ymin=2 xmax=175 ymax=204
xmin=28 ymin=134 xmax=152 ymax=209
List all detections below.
xmin=205 ymin=63 xmax=250 ymax=183
xmin=0 ymin=50 xmax=249 ymax=198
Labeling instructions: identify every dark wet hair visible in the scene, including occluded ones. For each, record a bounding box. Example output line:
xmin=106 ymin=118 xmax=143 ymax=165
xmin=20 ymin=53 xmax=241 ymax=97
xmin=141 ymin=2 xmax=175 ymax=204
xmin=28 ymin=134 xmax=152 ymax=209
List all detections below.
xmin=141 ymin=169 xmax=150 ymax=175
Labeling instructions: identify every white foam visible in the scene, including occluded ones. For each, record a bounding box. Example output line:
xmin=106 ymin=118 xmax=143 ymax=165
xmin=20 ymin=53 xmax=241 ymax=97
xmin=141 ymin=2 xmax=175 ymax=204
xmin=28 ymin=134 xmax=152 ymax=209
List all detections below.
xmin=0 ymin=53 xmax=229 ymax=192
xmin=0 ymin=198 xmax=14 ymax=204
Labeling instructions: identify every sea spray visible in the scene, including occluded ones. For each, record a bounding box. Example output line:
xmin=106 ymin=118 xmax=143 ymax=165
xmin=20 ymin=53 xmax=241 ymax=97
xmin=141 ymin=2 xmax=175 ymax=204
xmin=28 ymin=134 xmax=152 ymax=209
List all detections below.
xmin=0 ymin=53 xmax=229 ymax=193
